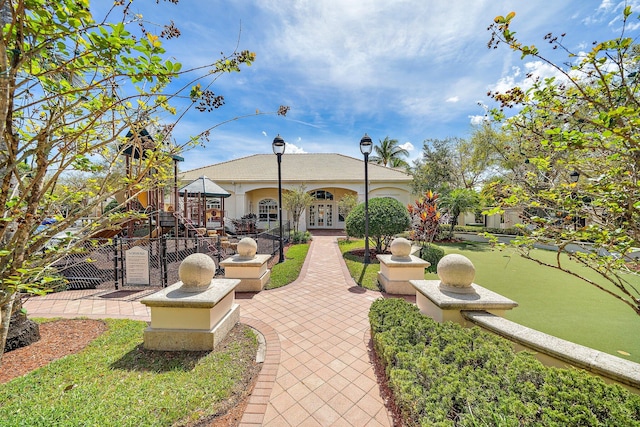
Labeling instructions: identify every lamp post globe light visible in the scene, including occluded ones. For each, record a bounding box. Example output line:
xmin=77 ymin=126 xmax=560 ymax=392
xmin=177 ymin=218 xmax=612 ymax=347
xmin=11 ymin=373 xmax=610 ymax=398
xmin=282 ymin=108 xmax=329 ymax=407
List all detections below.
xmin=569 ymin=170 xmax=580 ymax=230
xmin=272 ymin=135 xmax=286 ymax=263
xmin=569 ymin=170 xmax=580 ymax=184
xmin=360 ymin=133 xmax=373 ymax=264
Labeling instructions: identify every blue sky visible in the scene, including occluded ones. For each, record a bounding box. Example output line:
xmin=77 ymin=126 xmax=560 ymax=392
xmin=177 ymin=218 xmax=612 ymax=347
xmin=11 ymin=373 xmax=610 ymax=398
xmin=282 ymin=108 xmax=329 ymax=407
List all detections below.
xmin=114 ymin=0 xmax=638 ymax=171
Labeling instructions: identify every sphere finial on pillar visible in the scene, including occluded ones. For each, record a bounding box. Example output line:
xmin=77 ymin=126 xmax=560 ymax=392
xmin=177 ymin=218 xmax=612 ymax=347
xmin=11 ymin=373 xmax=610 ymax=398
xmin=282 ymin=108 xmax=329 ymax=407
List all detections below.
xmin=178 ymin=253 xmax=216 ymax=292
xmin=437 ymin=254 xmax=476 ymax=294
xmin=390 ymin=237 xmax=412 ymax=260
xmin=237 ymin=237 xmax=258 ymax=260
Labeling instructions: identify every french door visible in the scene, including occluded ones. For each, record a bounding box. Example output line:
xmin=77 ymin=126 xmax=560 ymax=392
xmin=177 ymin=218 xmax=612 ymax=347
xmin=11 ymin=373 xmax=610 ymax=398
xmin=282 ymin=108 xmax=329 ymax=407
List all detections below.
xmin=309 ymin=203 xmax=334 ymax=228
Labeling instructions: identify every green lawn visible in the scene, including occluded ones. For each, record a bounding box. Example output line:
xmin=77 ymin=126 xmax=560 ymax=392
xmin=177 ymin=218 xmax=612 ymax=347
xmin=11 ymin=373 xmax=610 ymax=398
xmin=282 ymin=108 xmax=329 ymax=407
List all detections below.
xmin=267 ymin=243 xmax=310 ymax=289
xmin=0 ymin=319 xmax=258 ymax=426
xmin=340 ymin=238 xmax=640 ymax=364
xmin=439 ymin=241 xmax=640 ymax=364
xmin=338 ymin=239 xmax=382 ymax=290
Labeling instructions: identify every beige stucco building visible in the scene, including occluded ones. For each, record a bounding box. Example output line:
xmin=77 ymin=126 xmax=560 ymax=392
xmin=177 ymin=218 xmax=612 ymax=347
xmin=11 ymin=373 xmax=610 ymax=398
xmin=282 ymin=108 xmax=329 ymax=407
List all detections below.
xmin=180 ymin=153 xmax=413 ymax=232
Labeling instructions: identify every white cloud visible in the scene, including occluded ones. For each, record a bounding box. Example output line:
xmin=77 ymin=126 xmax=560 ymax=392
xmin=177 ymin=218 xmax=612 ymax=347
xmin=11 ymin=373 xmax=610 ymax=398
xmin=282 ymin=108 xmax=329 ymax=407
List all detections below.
xmin=400 ymin=96 xmax=435 ymax=117
xmin=490 ymin=60 xmax=568 ymax=94
xmin=120 ymin=0 xmax=632 ymax=170
xmin=258 ymin=1 xmax=511 ymax=90
xmin=399 ymin=142 xmax=414 ymax=152
xmin=582 ymin=0 xmax=640 ymax=28
xmin=285 ymin=143 xmax=306 ymax=154
xmin=469 ymin=115 xmax=488 ymax=125
xmin=243 ymin=1 xmax=596 ymax=131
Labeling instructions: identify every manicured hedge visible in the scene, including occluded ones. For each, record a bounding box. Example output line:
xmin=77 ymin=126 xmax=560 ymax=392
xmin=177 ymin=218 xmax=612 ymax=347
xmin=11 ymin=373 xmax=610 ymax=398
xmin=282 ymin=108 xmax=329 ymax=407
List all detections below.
xmin=447 ymin=225 xmax=524 ymax=235
xmin=369 ymin=298 xmax=640 ymax=426
xmin=419 ymin=244 xmax=444 ymax=273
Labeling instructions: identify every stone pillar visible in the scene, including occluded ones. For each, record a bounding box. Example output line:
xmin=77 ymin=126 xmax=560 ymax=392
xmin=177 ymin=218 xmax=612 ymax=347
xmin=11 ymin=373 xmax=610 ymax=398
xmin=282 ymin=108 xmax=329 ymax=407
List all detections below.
xmin=376 ymin=238 xmax=430 ymax=295
xmin=140 ymin=253 xmax=240 ymax=351
xmin=219 ymin=237 xmax=271 ymax=292
xmin=410 ymin=253 xmax=517 ymax=326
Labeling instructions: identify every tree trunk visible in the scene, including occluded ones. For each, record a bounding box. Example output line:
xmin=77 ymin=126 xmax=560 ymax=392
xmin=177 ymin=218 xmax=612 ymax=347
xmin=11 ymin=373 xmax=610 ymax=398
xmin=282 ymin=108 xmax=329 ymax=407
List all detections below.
xmin=0 ymin=291 xmax=16 ymax=367
xmin=4 ymin=309 xmax=40 ymax=353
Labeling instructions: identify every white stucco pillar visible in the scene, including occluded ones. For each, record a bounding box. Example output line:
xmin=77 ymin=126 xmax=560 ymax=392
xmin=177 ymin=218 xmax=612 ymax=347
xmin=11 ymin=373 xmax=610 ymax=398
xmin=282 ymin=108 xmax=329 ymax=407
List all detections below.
xmin=233 ymin=188 xmax=245 ymax=219
xmin=299 ymin=210 xmax=308 ymax=232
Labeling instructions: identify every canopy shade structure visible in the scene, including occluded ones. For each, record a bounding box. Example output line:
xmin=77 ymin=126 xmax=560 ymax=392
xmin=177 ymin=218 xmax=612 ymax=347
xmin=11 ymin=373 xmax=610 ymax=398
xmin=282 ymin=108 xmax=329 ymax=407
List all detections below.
xmin=179 ymin=176 xmax=231 ymax=198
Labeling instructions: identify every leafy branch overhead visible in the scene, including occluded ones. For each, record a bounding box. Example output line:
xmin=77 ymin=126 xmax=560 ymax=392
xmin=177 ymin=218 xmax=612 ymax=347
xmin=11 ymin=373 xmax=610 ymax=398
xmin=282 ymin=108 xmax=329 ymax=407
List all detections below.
xmin=486 ymin=7 xmax=640 ymax=314
xmin=0 ymin=0 xmax=287 ymax=364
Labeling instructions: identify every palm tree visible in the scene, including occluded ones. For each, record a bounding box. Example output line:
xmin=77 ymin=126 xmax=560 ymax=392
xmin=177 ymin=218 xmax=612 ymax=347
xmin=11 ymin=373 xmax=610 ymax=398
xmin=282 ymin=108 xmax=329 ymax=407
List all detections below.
xmin=370 ymin=136 xmax=409 ymax=168
xmin=439 ymin=188 xmax=480 ymax=239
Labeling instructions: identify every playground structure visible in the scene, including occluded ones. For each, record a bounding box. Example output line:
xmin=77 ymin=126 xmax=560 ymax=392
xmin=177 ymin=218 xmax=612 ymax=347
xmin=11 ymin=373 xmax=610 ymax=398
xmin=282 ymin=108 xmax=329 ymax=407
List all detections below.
xmin=121 ymin=128 xmax=233 ymax=242
xmin=52 ymin=129 xmax=233 ymax=290
xmin=51 ymin=126 xmax=295 ymax=291
xmin=121 ymin=127 xmax=184 ymax=239
xmin=121 ymin=128 xmax=265 ymax=243
xmin=176 ymin=175 xmax=231 ymax=237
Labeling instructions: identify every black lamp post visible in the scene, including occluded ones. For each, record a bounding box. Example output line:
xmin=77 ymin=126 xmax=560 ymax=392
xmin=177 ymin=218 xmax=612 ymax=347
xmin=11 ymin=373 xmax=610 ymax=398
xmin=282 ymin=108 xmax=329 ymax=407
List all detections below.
xmin=360 ymin=133 xmax=373 ymax=264
xmin=569 ymin=171 xmax=580 ymax=230
xmin=272 ymin=135 xmax=286 ymax=263
xmin=569 ymin=170 xmax=580 ymax=184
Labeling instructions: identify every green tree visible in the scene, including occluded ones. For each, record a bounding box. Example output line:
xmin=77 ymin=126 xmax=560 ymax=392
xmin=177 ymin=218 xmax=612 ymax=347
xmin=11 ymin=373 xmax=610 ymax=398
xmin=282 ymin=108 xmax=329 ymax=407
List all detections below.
xmin=338 ymin=194 xmax=358 ymax=221
xmin=338 ymin=193 xmax=358 ymax=241
xmin=283 ymin=185 xmax=314 ymax=233
xmin=487 ymin=8 xmax=640 ymax=314
xmin=411 ymin=138 xmax=457 ymax=195
xmin=469 ymin=123 xmax=528 ymax=181
xmin=439 ymin=188 xmax=480 ymax=239
xmin=370 ymin=136 xmax=409 ymax=168
xmin=460 ymin=124 xmax=506 ymax=187
xmin=345 ymin=197 xmax=411 ymax=253
xmin=0 ymin=0 xmax=287 ymax=363
xmin=103 ymin=199 xmax=122 ymax=214
xmin=412 ymin=133 xmax=502 ymax=196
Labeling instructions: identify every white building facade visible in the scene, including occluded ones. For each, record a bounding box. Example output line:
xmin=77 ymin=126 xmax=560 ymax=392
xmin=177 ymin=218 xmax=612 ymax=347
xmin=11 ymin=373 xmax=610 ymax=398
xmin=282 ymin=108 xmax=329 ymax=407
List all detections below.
xmin=180 ymin=153 xmax=413 ymax=232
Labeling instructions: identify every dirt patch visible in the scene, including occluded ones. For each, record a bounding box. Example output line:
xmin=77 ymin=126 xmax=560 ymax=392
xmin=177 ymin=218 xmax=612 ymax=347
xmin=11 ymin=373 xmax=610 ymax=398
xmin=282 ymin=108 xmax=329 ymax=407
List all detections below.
xmin=347 ymin=248 xmax=389 ymax=260
xmin=0 ymin=319 xmax=108 ymax=384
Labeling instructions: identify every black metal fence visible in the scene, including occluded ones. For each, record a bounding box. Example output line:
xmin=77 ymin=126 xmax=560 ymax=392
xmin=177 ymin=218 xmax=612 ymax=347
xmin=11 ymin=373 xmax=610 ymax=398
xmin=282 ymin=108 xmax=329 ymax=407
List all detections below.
xmin=53 ymin=222 xmax=290 ymax=290
xmin=254 ymin=221 xmax=291 ymax=256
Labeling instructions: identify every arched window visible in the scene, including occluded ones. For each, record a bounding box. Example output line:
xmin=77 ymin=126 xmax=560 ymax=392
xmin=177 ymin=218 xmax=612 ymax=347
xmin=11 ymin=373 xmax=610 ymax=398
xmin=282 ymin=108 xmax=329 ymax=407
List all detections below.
xmin=310 ymin=190 xmax=334 ymax=200
xmin=258 ymin=198 xmax=278 ymax=221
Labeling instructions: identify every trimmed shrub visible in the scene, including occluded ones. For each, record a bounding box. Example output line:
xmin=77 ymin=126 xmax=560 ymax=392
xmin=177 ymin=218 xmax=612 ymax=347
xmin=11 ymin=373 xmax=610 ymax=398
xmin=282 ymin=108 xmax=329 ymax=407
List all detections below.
xmin=345 ymin=197 xmax=411 ymax=253
xmin=369 ymin=298 xmax=640 ymax=426
xmin=446 ymin=224 xmax=524 ymax=236
xmin=291 ymin=230 xmax=311 ymax=244
xmin=419 ymin=244 xmax=444 ymax=273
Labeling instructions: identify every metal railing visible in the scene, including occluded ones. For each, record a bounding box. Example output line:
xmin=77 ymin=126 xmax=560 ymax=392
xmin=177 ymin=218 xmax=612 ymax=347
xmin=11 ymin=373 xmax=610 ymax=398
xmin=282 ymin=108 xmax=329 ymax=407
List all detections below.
xmin=52 ymin=224 xmax=290 ymax=291
xmin=254 ymin=221 xmax=290 ymax=256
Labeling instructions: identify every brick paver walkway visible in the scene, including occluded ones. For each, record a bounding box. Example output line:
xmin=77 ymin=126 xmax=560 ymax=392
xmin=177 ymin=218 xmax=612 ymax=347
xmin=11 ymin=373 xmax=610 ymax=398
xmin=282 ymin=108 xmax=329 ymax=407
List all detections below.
xmin=23 ymin=235 xmax=394 ymax=426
